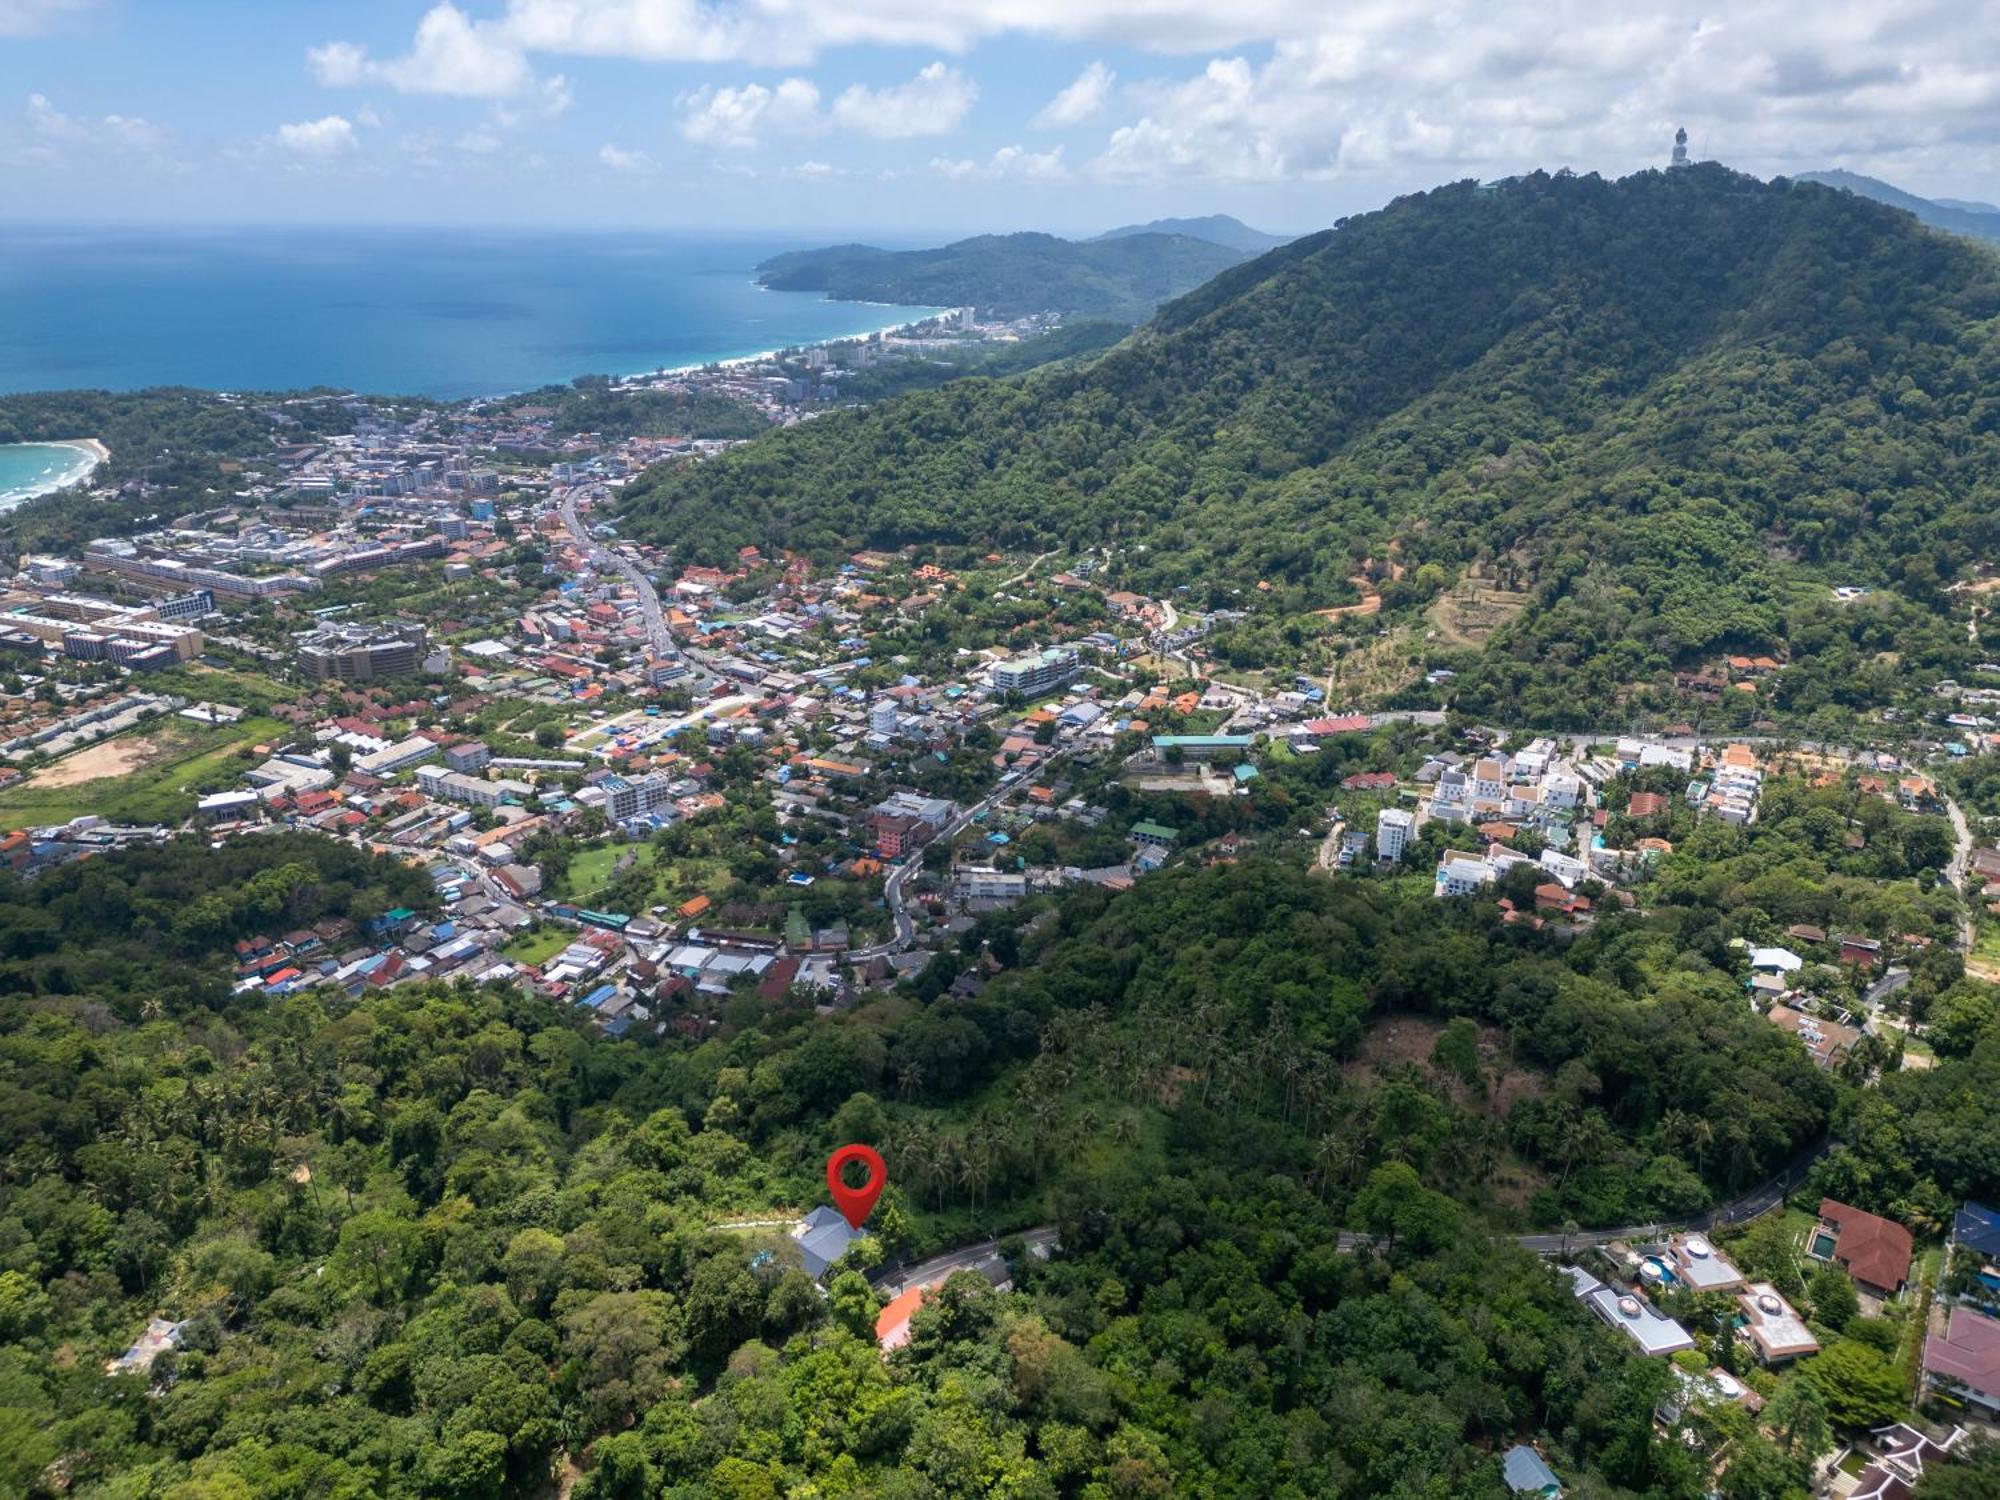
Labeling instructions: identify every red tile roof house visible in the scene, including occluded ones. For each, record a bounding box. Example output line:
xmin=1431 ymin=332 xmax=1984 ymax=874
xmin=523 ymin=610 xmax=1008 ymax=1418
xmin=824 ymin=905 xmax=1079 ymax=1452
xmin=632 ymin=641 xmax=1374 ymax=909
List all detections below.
xmin=1923 ymin=1305 xmax=2000 ymax=1418
xmin=1626 ymin=791 xmax=1671 ymax=819
xmin=1810 ymin=1199 xmax=1914 ymax=1297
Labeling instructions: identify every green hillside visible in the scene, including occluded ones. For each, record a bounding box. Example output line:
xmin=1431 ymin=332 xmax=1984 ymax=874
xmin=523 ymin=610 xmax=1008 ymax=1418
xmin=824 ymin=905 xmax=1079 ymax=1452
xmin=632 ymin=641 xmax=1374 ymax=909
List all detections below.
xmin=4 ymin=831 xmax=1995 ymax=1497
xmin=752 ymin=230 xmax=1252 ymax=321
xmin=626 ymin=165 xmax=2000 ymax=725
xmin=1091 ymin=213 xmax=1291 ymax=253
xmin=1796 ymin=169 xmax=2000 ymax=243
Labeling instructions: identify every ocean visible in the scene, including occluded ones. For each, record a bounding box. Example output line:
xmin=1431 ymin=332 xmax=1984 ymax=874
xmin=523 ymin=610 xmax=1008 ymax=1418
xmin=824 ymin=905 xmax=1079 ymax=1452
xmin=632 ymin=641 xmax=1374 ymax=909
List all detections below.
xmin=0 ymin=442 xmax=99 ymax=508
xmin=0 ymin=226 xmax=937 ymax=400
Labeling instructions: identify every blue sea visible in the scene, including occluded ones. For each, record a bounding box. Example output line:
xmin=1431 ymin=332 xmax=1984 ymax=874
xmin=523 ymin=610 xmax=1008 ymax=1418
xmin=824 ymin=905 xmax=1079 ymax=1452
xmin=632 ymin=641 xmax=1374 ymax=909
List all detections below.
xmin=0 ymin=226 xmax=937 ymax=400
xmin=0 ymin=442 xmax=98 ymax=508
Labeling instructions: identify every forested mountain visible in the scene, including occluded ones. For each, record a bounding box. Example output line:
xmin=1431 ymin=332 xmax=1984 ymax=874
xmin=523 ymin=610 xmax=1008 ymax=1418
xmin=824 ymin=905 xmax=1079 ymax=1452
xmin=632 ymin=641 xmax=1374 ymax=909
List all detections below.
xmin=5 ymin=832 xmax=1995 ymax=1497
xmin=628 ymin=165 xmax=2000 ymax=724
xmin=752 ymin=231 xmax=1251 ymax=321
xmin=1091 ymin=213 xmax=1290 ymax=253
xmin=1796 ymin=170 xmax=2000 ymax=243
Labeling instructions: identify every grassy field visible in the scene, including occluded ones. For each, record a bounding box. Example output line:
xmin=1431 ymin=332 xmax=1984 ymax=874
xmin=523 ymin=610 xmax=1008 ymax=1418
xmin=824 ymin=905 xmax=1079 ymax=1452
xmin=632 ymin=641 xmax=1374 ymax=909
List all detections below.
xmin=0 ymin=714 xmax=285 ymax=830
xmin=1970 ymin=919 xmax=2000 ymax=980
xmin=560 ymin=845 xmax=740 ymax=913
xmin=562 ymin=842 xmax=659 ymax=900
xmin=502 ymin=926 xmax=573 ymax=966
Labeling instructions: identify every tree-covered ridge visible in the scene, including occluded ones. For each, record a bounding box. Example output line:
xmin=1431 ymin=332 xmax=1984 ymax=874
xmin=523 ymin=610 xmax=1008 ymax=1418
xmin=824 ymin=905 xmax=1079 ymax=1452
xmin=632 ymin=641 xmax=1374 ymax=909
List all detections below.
xmin=0 ymin=833 xmax=432 ymax=1014
xmin=1091 ymin=213 xmax=1291 ymax=254
xmin=752 ymin=231 xmax=1253 ymax=322
xmin=624 ymin=166 xmax=2000 ymax=721
xmin=0 ymin=841 xmax=1774 ymax=1498
xmin=486 ymin=379 xmax=772 ymax=442
xmin=2 ymin=834 xmax=1996 ymax=1496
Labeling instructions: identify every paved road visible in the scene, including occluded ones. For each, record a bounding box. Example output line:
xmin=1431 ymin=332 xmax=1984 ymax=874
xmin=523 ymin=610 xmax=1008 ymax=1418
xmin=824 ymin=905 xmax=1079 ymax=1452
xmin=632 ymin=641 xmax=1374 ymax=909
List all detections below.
xmin=1944 ymin=793 xmax=1977 ymax=954
xmin=849 ymin=752 xmax=1069 ymax=962
xmin=870 ymin=1225 xmax=1060 ymax=1296
xmin=557 ymin=485 xmax=675 ymax=659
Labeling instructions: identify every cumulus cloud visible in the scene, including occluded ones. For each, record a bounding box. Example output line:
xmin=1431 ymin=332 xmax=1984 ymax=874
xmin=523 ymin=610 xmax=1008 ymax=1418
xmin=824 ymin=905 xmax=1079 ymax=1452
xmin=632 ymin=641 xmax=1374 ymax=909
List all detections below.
xmin=309 ymin=2 xmax=538 ymax=98
xmin=598 ymin=142 xmax=654 ymax=170
xmin=676 ymin=62 xmax=971 ymax=147
xmin=1032 ymin=60 xmax=1114 ymax=128
xmin=273 ymin=115 xmax=359 ymax=158
xmin=932 ymin=143 xmax=1067 ymax=180
xmin=1071 ymin=4 xmax=2000 ymax=186
xmin=678 ymin=77 xmax=822 ymax=148
xmin=304 ymin=2 xmax=2000 ymax=188
xmin=831 ymin=62 xmax=976 ymax=138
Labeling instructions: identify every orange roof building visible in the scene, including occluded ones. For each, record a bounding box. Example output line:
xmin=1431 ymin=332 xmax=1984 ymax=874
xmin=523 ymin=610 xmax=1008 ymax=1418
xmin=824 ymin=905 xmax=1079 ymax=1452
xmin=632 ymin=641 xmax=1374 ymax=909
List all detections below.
xmin=875 ymin=1285 xmax=928 ymax=1351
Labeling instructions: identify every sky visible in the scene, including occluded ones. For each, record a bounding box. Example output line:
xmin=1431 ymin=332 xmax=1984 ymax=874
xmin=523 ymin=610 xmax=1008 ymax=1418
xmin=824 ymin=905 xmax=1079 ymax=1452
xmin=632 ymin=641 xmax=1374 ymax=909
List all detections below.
xmin=4 ymin=0 xmax=2000 ymax=237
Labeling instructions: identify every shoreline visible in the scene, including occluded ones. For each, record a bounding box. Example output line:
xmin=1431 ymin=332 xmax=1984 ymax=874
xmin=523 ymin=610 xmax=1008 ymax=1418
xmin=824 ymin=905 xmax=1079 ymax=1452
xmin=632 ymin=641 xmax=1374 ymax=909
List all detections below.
xmin=636 ymin=300 xmax=948 ymax=383
xmin=0 ymin=437 xmax=109 ymax=511
xmin=465 ymin=302 xmax=945 ymax=408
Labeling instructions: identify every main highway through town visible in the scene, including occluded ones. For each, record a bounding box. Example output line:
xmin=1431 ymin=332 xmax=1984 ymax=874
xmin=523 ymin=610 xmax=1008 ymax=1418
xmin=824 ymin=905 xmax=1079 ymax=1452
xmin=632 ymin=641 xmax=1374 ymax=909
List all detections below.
xmin=555 ymin=484 xmax=674 ymax=658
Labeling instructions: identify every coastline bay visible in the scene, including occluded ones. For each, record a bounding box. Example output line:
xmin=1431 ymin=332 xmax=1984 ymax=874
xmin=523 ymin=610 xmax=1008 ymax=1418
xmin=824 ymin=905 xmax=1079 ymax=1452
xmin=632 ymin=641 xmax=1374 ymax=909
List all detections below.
xmin=0 ymin=440 xmax=102 ymax=508
xmin=0 ymin=226 xmax=938 ymax=400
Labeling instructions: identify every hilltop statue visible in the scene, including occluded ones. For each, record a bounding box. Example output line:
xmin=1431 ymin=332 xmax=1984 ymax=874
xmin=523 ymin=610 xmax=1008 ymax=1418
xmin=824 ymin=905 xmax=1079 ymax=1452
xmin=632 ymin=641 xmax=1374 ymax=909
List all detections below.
xmin=1669 ymin=127 xmax=1691 ymax=170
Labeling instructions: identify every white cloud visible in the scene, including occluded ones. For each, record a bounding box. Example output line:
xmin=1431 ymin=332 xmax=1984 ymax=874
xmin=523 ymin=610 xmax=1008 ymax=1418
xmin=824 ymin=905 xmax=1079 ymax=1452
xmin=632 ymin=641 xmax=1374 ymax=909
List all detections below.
xmin=0 ymin=0 xmax=95 ymax=36
xmin=24 ymin=92 xmax=170 ymax=153
xmin=675 ymin=61 xmax=974 ymax=149
xmin=933 ymin=143 xmax=1067 ymax=179
xmin=598 ymin=142 xmax=654 ymax=171
xmin=457 ymin=129 xmax=502 ymax=154
xmin=831 ymin=62 xmax=976 ymax=138
xmin=327 ymin=0 xmax=1327 ymax=72
xmin=678 ymin=77 xmax=822 ymax=148
xmin=309 ymin=2 xmax=537 ymax=98
xmin=302 ymin=2 xmax=2000 ymax=190
xmin=1033 ymin=60 xmax=1114 ymax=128
xmin=274 ymin=115 xmax=359 ymax=158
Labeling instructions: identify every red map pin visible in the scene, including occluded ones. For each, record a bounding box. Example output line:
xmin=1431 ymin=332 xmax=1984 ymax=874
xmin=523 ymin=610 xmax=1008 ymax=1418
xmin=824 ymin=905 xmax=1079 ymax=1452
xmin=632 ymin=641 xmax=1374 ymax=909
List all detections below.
xmin=826 ymin=1143 xmax=886 ymax=1231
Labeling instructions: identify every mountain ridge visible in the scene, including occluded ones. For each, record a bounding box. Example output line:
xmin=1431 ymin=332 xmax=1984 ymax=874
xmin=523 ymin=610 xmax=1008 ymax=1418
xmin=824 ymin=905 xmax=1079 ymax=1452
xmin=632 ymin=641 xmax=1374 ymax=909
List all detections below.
xmin=1794 ymin=168 xmax=2000 ymax=242
xmin=633 ymin=164 xmax=2000 ymax=724
xmin=752 ymin=229 xmax=1250 ymax=322
xmin=1091 ymin=213 xmax=1290 ymax=253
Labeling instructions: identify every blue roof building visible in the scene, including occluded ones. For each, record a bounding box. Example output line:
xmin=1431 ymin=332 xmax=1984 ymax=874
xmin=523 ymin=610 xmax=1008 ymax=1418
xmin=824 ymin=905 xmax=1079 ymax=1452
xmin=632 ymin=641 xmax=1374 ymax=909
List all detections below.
xmin=1955 ymin=1201 xmax=2000 ymax=1259
xmin=1502 ymin=1445 xmax=1562 ymax=1496
xmin=793 ymin=1205 xmax=861 ymax=1279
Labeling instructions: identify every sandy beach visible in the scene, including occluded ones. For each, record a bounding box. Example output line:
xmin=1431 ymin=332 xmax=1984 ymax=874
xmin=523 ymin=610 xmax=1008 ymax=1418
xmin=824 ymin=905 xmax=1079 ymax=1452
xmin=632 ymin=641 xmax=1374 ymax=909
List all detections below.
xmin=645 ymin=303 xmax=944 ymax=382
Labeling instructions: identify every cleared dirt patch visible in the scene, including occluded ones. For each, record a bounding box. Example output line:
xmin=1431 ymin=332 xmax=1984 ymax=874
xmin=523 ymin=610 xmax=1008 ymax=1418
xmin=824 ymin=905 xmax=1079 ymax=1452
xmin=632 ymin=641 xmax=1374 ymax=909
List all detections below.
xmin=33 ymin=730 xmax=173 ymax=787
xmin=1427 ymin=583 xmax=1532 ymax=648
xmin=1315 ymin=575 xmax=1384 ymax=619
xmin=1344 ymin=1014 xmax=1546 ymax=1118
